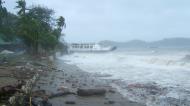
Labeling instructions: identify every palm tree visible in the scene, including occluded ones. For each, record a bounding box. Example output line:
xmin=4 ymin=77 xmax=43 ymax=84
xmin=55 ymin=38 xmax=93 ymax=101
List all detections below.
xmin=0 ymin=0 xmax=7 ymax=27
xmin=16 ymin=0 xmax=26 ymax=16
xmin=0 ymin=0 xmax=5 ymax=8
xmin=0 ymin=0 xmax=3 ymax=8
xmin=57 ymin=16 xmax=66 ymax=31
xmin=0 ymin=0 xmax=6 ymax=14
xmin=53 ymin=16 xmax=66 ymax=40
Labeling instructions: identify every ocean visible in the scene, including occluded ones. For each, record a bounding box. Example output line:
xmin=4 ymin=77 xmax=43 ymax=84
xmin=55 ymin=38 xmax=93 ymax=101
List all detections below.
xmin=59 ymin=48 xmax=190 ymax=106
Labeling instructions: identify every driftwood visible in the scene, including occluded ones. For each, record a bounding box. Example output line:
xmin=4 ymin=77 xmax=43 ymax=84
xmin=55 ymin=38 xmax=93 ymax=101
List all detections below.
xmin=32 ymin=90 xmax=46 ymax=97
xmin=32 ymin=96 xmax=52 ymax=106
xmin=0 ymin=80 xmax=25 ymax=98
xmin=77 ymin=88 xmax=106 ymax=96
xmin=65 ymin=101 xmax=76 ymax=104
xmin=0 ymin=85 xmax=19 ymax=100
xmin=49 ymin=92 xmax=76 ymax=99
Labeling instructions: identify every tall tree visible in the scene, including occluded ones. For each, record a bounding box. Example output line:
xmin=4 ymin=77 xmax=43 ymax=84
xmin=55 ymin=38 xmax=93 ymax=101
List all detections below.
xmin=57 ymin=16 xmax=66 ymax=31
xmin=0 ymin=12 xmax=18 ymax=41
xmin=54 ymin=16 xmax=66 ymax=40
xmin=16 ymin=0 xmax=26 ymax=16
xmin=16 ymin=5 xmax=59 ymax=55
xmin=0 ymin=0 xmax=3 ymax=8
xmin=15 ymin=0 xmax=66 ymax=55
xmin=0 ymin=0 xmax=16 ymax=42
xmin=0 ymin=0 xmax=7 ymax=26
xmin=0 ymin=0 xmax=5 ymax=8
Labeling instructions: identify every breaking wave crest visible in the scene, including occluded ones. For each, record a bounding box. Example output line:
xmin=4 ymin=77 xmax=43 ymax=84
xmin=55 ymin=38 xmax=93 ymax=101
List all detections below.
xmin=59 ymin=50 xmax=190 ymax=106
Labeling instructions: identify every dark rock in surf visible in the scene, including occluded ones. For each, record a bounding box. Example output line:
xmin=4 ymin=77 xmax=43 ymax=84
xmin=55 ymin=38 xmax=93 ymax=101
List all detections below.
xmin=77 ymin=88 xmax=106 ymax=96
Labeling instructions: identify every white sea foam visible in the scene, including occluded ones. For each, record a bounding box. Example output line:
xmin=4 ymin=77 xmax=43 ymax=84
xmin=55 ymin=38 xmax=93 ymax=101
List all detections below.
xmin=59 ymin=50 xmax=190 ymax=105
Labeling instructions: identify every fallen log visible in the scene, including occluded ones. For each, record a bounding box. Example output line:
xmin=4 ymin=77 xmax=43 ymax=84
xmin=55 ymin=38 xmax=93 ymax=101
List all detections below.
xmin=0 ymin=85 xmax=18 ymax=99
xmin=49 ymin=92 xmax=76 ymax=99
xmin=77 ymin=88 xmax=106 ymax=96
xmin=65 ymin=101 xmax=76 ymax=104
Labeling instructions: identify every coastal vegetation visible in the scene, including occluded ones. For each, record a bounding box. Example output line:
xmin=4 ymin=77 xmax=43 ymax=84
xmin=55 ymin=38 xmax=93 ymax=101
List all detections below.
xmin=0 ymin=0 xmax=66 ymax=56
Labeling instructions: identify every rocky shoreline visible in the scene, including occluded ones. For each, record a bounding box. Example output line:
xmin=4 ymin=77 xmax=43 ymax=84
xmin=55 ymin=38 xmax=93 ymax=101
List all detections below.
xmin=0 ymin=54 xmax=56 ymax=106
xmin=30 ymin=59 xmax=145 ymax=106
xmin=0 ymin=55 xmax=145 ymax=106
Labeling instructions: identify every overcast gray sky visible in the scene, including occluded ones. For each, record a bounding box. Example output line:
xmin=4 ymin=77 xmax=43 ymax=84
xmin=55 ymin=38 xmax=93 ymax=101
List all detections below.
xmin=4 ymin=0 xmax=190 ymax=42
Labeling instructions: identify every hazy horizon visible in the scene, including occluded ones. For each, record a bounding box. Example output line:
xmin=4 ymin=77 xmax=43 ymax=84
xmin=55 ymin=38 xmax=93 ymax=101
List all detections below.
xmin=5 ymin=0 xmax=190 ymax=42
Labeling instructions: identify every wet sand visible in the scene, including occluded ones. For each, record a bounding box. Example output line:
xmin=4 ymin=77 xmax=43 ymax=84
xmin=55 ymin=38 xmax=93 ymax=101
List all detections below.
xmin=32 ymin=60 xmax=146 ymax=106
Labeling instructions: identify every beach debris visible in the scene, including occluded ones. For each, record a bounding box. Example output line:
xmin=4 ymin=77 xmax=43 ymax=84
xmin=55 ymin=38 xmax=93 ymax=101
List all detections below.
xmin=0 ymin=85 xmax=18 ymax=95
xmin=126 ymin=82 xmax=168 ymax=104
xmin=127 ymin=83 xmax=166 ymax=95
xmin=77 ymin=88 xmax=106 ymax=96
xmin=108 ymin=88 xmax=116 ymax=93
xmin=8 ymin=96 xmax=16 ymax=105
xmin=57 ymin=85 xmax=70 ymax=92
xmin=0 ymin=80 xmax=25 ymax=99
xmin=49 ymin=91 xmax=76 ymax=99
xmin=39 ymin=96 xmax=52 ymax=106
xmin=32 ymin=90 xmax=46 ymax=97
xmin=8 ymin=93 xmax=29 ymax=106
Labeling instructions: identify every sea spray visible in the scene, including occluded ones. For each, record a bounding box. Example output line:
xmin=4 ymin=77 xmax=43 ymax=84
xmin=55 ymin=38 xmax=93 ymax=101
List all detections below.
xmin=59 ymin=50 xmax=190 ymax=105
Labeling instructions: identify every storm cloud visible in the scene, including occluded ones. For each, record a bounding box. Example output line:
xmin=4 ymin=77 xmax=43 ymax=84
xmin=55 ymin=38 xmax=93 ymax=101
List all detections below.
xmin=5 ymin=0 xmax=190 ymax=42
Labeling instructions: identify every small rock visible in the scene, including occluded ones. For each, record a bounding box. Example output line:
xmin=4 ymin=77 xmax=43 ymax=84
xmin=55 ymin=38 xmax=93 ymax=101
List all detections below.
xmin=108 ymin=89 xmax=116 ymax=93
xmin=104 ymin=100 xmax=115 ymax=104
xmin=39 ymin=96 xmax=52 ymax=106
xmin=38 ymin=69 xmax=43 ymax=72
xmin=57 ymin=86 xmax=68 ymax=91
xmin=65 ymin=101 xmax=76 ymax=104
xmin=66 ymin=79 xmax=70 ymax=83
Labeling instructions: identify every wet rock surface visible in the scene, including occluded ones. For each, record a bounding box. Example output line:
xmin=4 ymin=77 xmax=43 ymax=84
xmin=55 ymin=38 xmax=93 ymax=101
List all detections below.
xmin=2 ymin=55 xmax=190 ymax=106
xmin=110 ymin=79 xmax=190 ymax=106
xmin=31 ymin=61 xmax=146 ymax=106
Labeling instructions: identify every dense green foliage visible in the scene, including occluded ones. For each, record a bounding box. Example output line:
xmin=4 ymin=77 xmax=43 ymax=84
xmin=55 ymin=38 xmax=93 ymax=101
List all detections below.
xmin=0 ymin=0 xmax=18 ymax=41
xmin=0 ymin=0 xmax=66 ymax=55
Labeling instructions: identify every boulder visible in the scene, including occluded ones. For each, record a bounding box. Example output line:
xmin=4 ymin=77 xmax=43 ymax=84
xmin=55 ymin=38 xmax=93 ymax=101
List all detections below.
xmin=77 ymin=88 xmax=106 ymax=96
